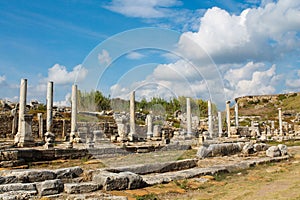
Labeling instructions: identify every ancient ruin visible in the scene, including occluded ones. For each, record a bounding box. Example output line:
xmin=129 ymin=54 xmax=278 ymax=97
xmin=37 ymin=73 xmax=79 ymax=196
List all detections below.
xmin=0 ymin=79 xmax=299 ymax=199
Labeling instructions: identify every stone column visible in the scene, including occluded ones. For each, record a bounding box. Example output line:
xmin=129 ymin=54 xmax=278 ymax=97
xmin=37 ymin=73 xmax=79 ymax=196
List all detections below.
xmin=14 ymin=79 xmax=34 ymax=147
xmin=17 ymin=79 xmax=27 ymax=138
xmin=37 ymin=113 xmax=43 ymax=139
xmin=218 ymin=111 xmax=222 ymax=137
xmin=128 ymin=91 xmax=137 ymax=141
xmin=68 ymin=84 xmax=78 ymax=148
xmin=146 ymin=114 xmax=153 ymax=139
xmin=226 ymin=100 xmax=231 ymax=137
xmin=45 ymin=81 xmax=55 ymax=148
xmin=62 ymin=119 xmax=66 ymax=140
xmin=11 ymin=107 xmax=18 ymax=136
xmin=278 ymin=108 xmax=283 ymax=136
xmin=208 ymin=100 xmax=213 ymax=137
xmin=186 ymin=98 xmax=192 ymax=135
xmin=235 ymin=103 xmax=239 ymax=127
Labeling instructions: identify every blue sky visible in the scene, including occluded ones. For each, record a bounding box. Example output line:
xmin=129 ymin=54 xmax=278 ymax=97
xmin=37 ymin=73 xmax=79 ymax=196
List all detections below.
xmin=0 ymin=0 xmax=299 ymax=109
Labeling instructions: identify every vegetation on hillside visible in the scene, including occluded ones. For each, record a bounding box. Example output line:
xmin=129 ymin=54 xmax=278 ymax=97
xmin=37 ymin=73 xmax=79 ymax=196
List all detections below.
xmin=77 ymin=90 xmax=217 ymax=118
xmin=237 ymin=92 xmax=300 ymax=121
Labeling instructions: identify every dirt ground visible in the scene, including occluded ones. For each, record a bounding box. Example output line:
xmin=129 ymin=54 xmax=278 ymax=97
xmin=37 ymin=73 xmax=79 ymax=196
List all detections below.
xmin=109 ymin=146 xmax=300 ymax=200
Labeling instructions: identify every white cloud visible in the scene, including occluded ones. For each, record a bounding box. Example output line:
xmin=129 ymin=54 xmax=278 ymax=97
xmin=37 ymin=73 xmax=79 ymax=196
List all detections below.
xmin=224 ymin=62 xmax=279 ymax=98
xmin=0 ymin=75 xmax=6 ymax=85
xmin=103 ymin=0 xmax=181 ymax=18
xmin=98 ymin=49 xmax=112 ymax=65
xmin=286 ymin=70 xmax=300 ymax=88
xmin=126 ymin=52 xmax=145 ymax=60
xmin=103 ymin=0 xmax=204 ymax=31
xmin=110 ymin=59 xmax=217 ymax=102
xmin=178 ymin=0 xmax=300 ymax=63
xmin=54 ymin=93 xmax=71 ymax=107
xmin=44 ymin=64 xmax=87 ymax=85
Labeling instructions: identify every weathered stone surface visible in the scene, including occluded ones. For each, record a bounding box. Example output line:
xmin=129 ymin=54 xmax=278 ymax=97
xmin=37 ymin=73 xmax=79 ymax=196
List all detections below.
xmin=107 ymin=159 xmax=197 ymax=175
xmin=36 ymin=179 xmax=64 ymax=196
xmin=0 ymin=190 xmax=36 ymax=200
xmin=92 ymin=170 xmax=146 ymax=191
xmin=278 ymin=144 xmax=288 ymax=156
xmin=119 ymin=172 xmax=147 ymax=189
xmin=64 ymin=182 xmax=100 ymax=194
xmin=4 ymin=170 xmax=57 ymax=183
xmin=0 ymin=182 xmax=36 ymax=193
xmin=0 ymin=151 xmax=18 ymax=161
xmin=93 ymin=171 xmax=128 ymax=191
xmin=242 ymin=143 xmax=255 ymax=154
xmin=142 ymin=155 xmax=289 ymax=186
xmin=253 ymin=143 xmax=269 ymax=152
xmin=266 ymin=146 xmax=281 ymax=157
xmin=0 ymin=175 xmax=19 ymax=185
xmin=54 ymin=166 xmax=83 ymax=179
xmin=197 ymin=143 xmax=242 ymax=159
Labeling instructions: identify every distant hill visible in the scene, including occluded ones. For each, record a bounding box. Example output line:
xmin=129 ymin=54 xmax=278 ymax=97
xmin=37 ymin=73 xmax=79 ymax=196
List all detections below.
xmin=236 ymin=92 xmax=300 ymax=121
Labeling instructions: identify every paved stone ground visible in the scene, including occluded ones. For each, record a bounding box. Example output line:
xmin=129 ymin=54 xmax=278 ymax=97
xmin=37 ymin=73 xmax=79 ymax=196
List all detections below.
xmin=116 ymin=146 xmax=300 ymax=200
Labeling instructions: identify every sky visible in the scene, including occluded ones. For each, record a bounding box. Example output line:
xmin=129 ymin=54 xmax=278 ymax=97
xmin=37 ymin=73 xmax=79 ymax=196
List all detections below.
xmin=0 ymin=0 xmax=299 ymax=110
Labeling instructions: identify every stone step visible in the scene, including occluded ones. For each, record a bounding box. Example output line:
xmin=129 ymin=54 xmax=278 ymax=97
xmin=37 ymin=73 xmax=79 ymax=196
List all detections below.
xmin=0 ymin=166 xmax=83 ymax=184
xmin=0 ymin=182 xmax=37 ymax=193
xmin=141 ymin=155 xmax=290 ymax=185
xmin=0 ymin=190 xmax=37 ymax=200
xmin=64 ymin=182 xmax=100 ymax=194
xmin=92 ymin=171 xmax=147 ymax=191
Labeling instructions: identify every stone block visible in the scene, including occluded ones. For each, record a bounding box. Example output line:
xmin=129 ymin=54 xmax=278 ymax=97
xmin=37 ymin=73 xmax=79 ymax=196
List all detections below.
xmin=107 ymin=159 xmax=197 ymax=175
xmin=0 ymin=182 xmax=36 ymax=193
xmin=266 ymin=146 xmax=281 ymax=157
xmin=3 ymin=169 xmax=56 ymax=183
xmin=64 ymin=182 xmax=100 ymax=194
xmin=36 ymin=179 xmax=64 ymax=196
xmin=278 ymin=144 xmax=288 ymax=155
xmin=54 ymin=166 xmax=84 ymax=179
xmin=0 ymin=190 xmax=36 ymax=200
xmin=119 ymin=172 xmax=147 ymax=189
xmin=242 ymin=143 xmax=255 ymax=154
xmin=197 ymin=143 xmax=242 ymax=159
xmin=92 ymin=171 xmax=128 ymax=191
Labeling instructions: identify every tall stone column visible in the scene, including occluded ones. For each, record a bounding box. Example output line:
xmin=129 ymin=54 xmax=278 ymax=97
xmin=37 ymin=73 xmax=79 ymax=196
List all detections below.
xmin=146 ymin=114 xmax=153 ymax=139
xmin=278 ymin=108 xmax=283 ymax=136
xmin=208 ymin=100 xmax=213 ymax=137
xmin=186 ymin=98 xmax=192 ymax=135
xmin=235 ymin=103 xmax=239 ymax=127
xmin=14 ymin=79 xmax=34 ymax=147
xmin=68 ymin=84 xmax=78 ymax=148
xmin=218 ymin=111 xmax=222 ymax=137
xmin=37 ymin=113 xmax=43 ymax=139
xmin=45 ymin=81 xmax=55 ymax=148
xmin=226 ymin=100 xmax=231 ymax=137
xmin=128 ymin=91 xmax=137 ymax=141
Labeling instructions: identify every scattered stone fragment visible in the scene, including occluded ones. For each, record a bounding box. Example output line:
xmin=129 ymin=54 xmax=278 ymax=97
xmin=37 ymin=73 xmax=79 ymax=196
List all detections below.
xmin=36 ymin=179 xmax=64 ymax=196
xmin=278 ymin=144 xmax=288 ymax=156
xmin=242 ymin=142 xmax=255 ymax=154
xmin=266 ymin=146 xmax=281 ymax=157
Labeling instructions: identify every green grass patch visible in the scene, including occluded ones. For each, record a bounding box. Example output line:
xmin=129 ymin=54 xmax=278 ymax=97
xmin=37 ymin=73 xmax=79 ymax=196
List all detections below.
xmin=135 ymin=193 xmax=159 ymax=200
xmin=176 ymin=149 xmax=197 ymax=160
xmin=174 ymin=179 xmax=189 ymax=190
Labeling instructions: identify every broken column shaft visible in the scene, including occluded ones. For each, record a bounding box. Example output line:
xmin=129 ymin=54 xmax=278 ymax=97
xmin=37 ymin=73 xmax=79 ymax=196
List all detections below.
xmin=186 ymin=97 xmax=192 ymax=135
xmin=208 ymin=100 xmax=213 ymax=137
xmin=226 ymin=100 xmax=231 ymax=137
